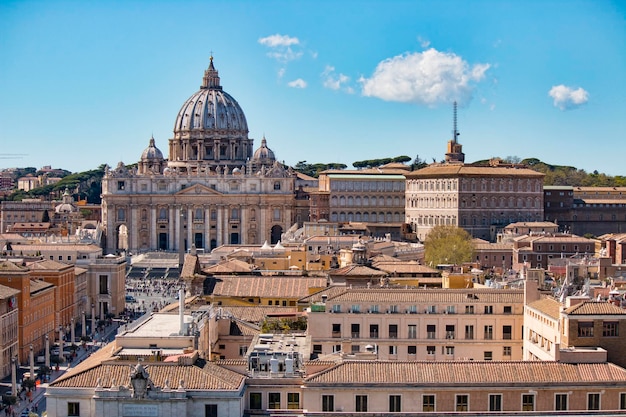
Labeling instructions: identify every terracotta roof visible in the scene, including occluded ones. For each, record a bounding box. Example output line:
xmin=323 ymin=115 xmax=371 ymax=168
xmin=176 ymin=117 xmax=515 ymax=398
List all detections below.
xmin=180 ymin=253 xmax=201 ymax=278
xmin=0 ymin=261 xmax=28 ymax=273
xmin=219 ymin=306 xmax=298 ymax=323
xmin=203 ymin=259 xmax=256 ymax=274
xmin=324 ymin=288 xmax=523 ymax=304
xmin=0 ymin=283 xmax=20 ymax=298
xmin=210 ymin=276 xmax=326 ymax=299
xmin=305 ymin=361 xmax=626 ymax=385
xmin=405 ymin=164 xmax=544 ymax=179
xmin=299 ymin=286 xmax=350 ymax=304
xmin=372 ymin=261 xmax=438 ymax=274
xmin=51 ymin=361 xmax=245 ymax=390
xmin=331 ymin=265 xmax=387 ymax=277
xmin=564 ymin=301 xmax=626 ymax=315
xmin=527 ymin=297 xmax=562 ymax=319
xmin=370 ymin=254 xmax=401 ymax=263
xmin=12 ymin=243 xmax=102 ymax=251
xmin=27 ymin=259 xmax=73 ymax=271
xmin=29 ymin=279 xmax=54 ymax=293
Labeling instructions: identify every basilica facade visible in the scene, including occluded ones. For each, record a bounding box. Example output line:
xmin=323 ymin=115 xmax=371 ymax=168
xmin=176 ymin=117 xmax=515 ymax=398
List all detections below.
xmin=101 ymin=58 xmax=296 ymax=254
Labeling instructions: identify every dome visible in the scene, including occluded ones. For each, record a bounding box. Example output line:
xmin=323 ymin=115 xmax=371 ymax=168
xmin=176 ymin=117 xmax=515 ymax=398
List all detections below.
xmin=55 ymin=188 xmax=76 ymax=214
xmin=252 ymin=136 xmax=276 ymax=164
xmin=141 ymin=136 xmax=164 ymax=161
xmin=173 ymin=57 xmax=248 ymax=135
xmin=168 ymin=57 xmax=253 ymax=171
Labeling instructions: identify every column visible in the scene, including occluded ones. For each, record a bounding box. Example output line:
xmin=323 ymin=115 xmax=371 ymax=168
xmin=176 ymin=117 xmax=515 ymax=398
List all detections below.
xmin=259 ymin=204 xmax=267 ymax=243
xmin=150 ymin=207 xmax=157 ymax=249
xmin=130 ymin=204 xmax=138 ymax=251
xmin=187 ymin=206 xmax=193 ymax=250
xmin=169 ymin=206 xmax=176 ymax=250
xmin=240 ymin=204 xmax=247 ymax=245
xmin=216 ymin=205 xmax=223 ymax=246
xmin=204 ymin=206 xmax=211 ymax=249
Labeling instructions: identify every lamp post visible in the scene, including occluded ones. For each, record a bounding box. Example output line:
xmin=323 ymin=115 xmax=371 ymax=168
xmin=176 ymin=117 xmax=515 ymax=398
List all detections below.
xmin=11 ymin=356 xmax=17 ymax=396
xmin=81 ymin=311 xmax=86 ymax=338
xmin=59 ymin=325 xmax=64 ymax=365
xmin=91 ymin=303 xmax=96 ymax=338
xmin=29 ymin=345 xmax=34 ymax=382
xmin=45 ymin=334 xmax=50 ymax=368
xmin=71 ymin=317 xmax=75 ymax=346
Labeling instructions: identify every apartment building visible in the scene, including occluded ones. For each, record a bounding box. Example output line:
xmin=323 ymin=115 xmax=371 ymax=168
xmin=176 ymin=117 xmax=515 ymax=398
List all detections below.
xmin=512 ymin=233 xmax=595 ymax=270
xmin=304 ymin=287 xmax=524 ymax=361
xmin=0 ymin=284 xmax=20 ymax=378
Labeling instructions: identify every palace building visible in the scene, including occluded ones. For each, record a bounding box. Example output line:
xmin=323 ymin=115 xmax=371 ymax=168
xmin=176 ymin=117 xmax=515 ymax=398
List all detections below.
xmin=101 ymin=58 xmax=297 ymax=254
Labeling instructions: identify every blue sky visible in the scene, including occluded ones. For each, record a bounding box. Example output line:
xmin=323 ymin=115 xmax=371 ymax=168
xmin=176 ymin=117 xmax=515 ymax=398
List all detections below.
xmin=1 ymin=0 xmax=624 ymax=175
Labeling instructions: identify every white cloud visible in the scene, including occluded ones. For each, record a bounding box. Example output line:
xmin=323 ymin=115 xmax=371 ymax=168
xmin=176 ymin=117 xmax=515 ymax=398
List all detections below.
xmin=360 ymin=48 xmax=491 ymax=106
xmin=258 ymin=34 xmax=300 ymax=47
xmin=322 ymin=65 xmax=352 ymax=92
xmin=418 ymin=36 xmax=430 ymax=48
xmin=277 ymin=68 xmax=286 ymax=79
xmin=288 ymin=78 xmax=307 ymax=89
xmin=549 ymin=84 xmax=589 ymax=110
xmin=258 ymin=33 xmax=303 ymax=63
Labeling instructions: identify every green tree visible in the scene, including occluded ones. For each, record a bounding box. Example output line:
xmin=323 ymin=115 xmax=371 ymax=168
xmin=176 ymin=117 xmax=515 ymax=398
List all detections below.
xmin=424 ymin=225 xmax=474 ymax=267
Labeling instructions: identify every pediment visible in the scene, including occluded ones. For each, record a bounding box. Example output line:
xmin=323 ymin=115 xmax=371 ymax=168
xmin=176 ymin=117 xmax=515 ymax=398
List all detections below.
xmin=175 ymin=183 xmax=223 ymax=196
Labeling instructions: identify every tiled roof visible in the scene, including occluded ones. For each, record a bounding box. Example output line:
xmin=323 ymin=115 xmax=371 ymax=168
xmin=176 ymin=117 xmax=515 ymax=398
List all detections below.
xmin=305 ymin=361 xmax=626 ymax=385
xmin=0 ymin=261 xmax=28 ymax=273
xmin=405 ymin=164 xmax=544 ymax=179
xmin=565 ymin=301 xmax=626 ymax=315
xmin=527 ymin=297 xmax=562 ymax=319
xmin=180 ymin=253 xmax=201 ymax=278
xmin=0 ymin=283 xmax=20 ymax=298
xmin=325 ymin=288 xmax=523 ymax=303
xmin=203 ymin=259 xmax=256 ymax=274
xmin=12 ymin=243 xmax=102 ymax=251
xmin=370 ymin=254 xmax=401 ymax=263
xmin=29 ymin=279 xmax=54 ymax=292
xmin=298 ymin=286 xmax=349 ymax=304
xmin=27 ymin=259 xmax=73 ymax=271
xmin=210 ymin=276 xmax=326 ymax=299
xmin=331 ymin=265 xmax=387 ymax=277
xmin=219 ymin=306 xmax=298 ymax=323
xmin=372 ymin=261 xmax=438 ymax=274
xmin=51 ymin=361 xmax=245 ymax=390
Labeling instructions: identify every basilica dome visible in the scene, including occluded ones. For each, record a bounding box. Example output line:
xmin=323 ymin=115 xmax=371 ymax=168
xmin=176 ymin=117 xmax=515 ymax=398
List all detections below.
xmin=168 ymin=57 xmax=253 ymax=172
xmin=251 ymin=136 xmax=276 ymax=166
xmin=141 ymin=136 xmax=164 ymax=161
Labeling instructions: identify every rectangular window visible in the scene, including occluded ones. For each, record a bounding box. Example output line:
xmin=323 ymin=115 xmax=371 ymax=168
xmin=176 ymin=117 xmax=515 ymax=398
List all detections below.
xmin=332 ymin=323 xmax=341 ymax=337
xmin=620 ymin=392 xmax=626 ymax=410
xmin=99 ymin=275 xmax=108 ymax=295
xmin=484 ymin=351 xmax=493 ymax=361
xmin=484 ymin=305 xmax=493 ymax=314
xmin=351 ymin=323 xmax=360 ymax=338
xmin=456 ymin=394 xmax=469 ymax=411
xmin=603 ymin=321 xmax=619 ymax=337
xmin=269 ymin=392 xmax=281 ymax=409
xmin=465 ymin=305 xmax=474 ymax=314
xmin=578 ymin=322 xmax=594 ymax=337
xmin=370 ymin=324 xmax=379 ymax=338
xmin=555 ymin=394 xmax=568 ymax=411
xmin=408 ymin=345 xmax=417 ymax=355
xmin=205 ymin=404 xmax=217 ymax=417
xmin=249 ymin=392 xmax=262 ymax=410
xmin=503 ymin=325 xmax=512 ymax=340
xmin=504 ymin=305 xmax=512 ymax=314
xmin=389 ymin=324 xmax=398 ymax=338
xmin=322 ymin=395 xmax=334 ymax=412
xmin=587 ymin=393 xmax=600 ymax=410
xmin=426 ymin=346 xmax=435 ymax=355
xmin=484 ymin=325 xmax=493 ymax=340
xmin=356 ymin=395 xmax=368 ymax=412
xmin=408 ymin=324 xmax=417 ymax=339
xmin=389 ymin=345 xmax=397 ymax=355
xmin=503 ymin=346 xmax=511 ymax=356
xmin=489 ymin=394 xmax=502 ymax=411
xmin=117 ymin=181 xmax=125 ymax=190
xmin=446 ymin=324 xmax=455 ymax=339
xmin=389 ymin=395 xmax=401 ymax=412
xmin=423 ymin=395 xmax=435 ymax=412
xmin=445 ymin=346 xmax=454 ymax=355
xmin=68 ymin=402 xmax=80 ymax=416
xmin=465 ymin=325 xmax=474 ymax=340
xmin=522 ymin=394 xmax=535 ymax=411
xmin=427 ymin=324 xmax=436 ymax=339
xmin=287 ymin=393 xmax=300 ymax=409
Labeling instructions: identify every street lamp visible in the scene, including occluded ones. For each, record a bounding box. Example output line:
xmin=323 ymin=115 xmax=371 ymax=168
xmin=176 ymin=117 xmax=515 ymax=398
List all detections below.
xmin=81 ymin=311 xmax=86 ymax=338
xmin=29 ymin=344 xmax=34 ymax=382
xmin=11 ymin=356 xmax=17 ymax=396
xmin=91 ymin=303 xmax=96 ymax=338
xmin=45 ymin=334 xmax=50 ymax=369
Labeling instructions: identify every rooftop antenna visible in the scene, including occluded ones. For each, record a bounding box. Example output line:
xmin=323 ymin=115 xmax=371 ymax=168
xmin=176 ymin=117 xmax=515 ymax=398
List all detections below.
xmin=452 ymin=101 xmax=459 ymax=143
